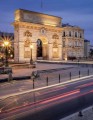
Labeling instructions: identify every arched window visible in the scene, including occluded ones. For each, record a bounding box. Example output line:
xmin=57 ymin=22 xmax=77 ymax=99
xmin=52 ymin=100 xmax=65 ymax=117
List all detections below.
xmin=37 ymin=39 xmax=42 ymax=57
xmin=63 ymin=31 xmax=65 ymax=37
xmin=80 ymin=33 xmax=82 ymax=38
xmin=69 ymin=31 xmax=71 ymax=37
xmin=75 ymin=32 xmax=77 ymax=37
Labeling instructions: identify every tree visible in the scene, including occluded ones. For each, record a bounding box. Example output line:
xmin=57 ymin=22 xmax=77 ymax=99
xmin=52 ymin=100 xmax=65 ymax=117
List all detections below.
xmin=89 ymin=49 xmax=93 ymax=57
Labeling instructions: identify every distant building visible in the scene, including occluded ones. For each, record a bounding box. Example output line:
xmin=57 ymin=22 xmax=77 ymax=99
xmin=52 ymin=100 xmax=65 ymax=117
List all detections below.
xmin=89 ymin=45 xmax=93 ymax=58
xmin=90 ymin=45 xmax=93 ymax=50
xmin=84 ymin=39 xmax=90 ymax=58
xmin=62 ymin=23 xmax=84 ymax=60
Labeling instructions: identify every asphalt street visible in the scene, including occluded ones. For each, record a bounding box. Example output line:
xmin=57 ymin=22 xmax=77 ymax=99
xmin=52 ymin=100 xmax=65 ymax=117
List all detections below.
xmin=0 ymin=76 xmax=93 ymax=120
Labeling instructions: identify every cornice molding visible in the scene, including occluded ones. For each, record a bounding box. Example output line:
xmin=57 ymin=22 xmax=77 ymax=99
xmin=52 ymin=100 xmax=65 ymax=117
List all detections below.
xmin=13 ymin=21 xmax=62 ymax=32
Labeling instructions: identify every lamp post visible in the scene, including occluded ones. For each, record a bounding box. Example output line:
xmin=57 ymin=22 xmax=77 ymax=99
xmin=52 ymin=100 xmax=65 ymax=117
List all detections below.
xmin=30 ymin=44 xmax=33 ymax=64
xmin=3 ymin=41 xmax=9 ymax=67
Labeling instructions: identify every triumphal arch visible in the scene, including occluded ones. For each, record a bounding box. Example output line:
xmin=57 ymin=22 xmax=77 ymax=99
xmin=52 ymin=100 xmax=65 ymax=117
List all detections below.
xmin=13 ymin=9 xmax=62 ymax=62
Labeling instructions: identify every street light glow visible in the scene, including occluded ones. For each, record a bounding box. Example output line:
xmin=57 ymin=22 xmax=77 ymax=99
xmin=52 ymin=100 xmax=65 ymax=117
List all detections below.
xmin=3 ymin=40 xmax=9 ymax=46
xmin=1 ymin=36 xmax=12 ymax=67
xmin=30 ymin=44 xmax=33 ymax=49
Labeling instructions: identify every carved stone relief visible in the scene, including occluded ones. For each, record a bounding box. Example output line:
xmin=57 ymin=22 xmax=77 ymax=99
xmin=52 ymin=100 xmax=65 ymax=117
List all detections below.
xmin=52 ymin=34 xmax=59 ymax=39
xmin=53 ymin=40 xmax=58 ymax=48
xmin=24 ymin=30 xmax=32 ymax=37
xmin=24 ymin=39 xmax=31 ymax=47
xmin=24 ymin=39 xmax=31 ymax=58
xmin=53 ymin=40 xmax=58 ymax=58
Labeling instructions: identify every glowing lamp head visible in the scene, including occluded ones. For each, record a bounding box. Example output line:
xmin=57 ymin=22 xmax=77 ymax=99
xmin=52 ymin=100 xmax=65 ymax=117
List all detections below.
xmin=3 ymin=41 xmax=9 ymax=47
xmin=30 ymin=44 xmax=33 ymax=49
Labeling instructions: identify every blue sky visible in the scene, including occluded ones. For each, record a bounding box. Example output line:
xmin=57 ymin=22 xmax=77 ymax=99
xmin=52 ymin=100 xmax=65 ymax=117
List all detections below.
xmin=0 ymin=0 xmax=93 ymax=44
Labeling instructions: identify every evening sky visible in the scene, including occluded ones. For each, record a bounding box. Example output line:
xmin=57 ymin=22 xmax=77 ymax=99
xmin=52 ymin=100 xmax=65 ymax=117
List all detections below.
xmin=0 ymin=0 xmax=93 ymax=44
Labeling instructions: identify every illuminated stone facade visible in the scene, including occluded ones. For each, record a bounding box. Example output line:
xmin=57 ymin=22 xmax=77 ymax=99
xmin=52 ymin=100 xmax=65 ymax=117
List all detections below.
xmin=13 ymin=9 xmax=84 ymax=62
xmin=62 ymin=24 xmax=84 ymax=60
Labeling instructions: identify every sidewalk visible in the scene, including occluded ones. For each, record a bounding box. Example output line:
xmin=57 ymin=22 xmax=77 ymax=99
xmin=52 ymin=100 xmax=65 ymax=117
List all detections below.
xmin=37 ymin=59 xmax=93 ymax=64
xmin=61 ymin=106 xmax=93 ymax=120
xmin=0 ymin=62 xmax=93 ymax=100
xmin=0 ymin=63 xmax=74 ymax=80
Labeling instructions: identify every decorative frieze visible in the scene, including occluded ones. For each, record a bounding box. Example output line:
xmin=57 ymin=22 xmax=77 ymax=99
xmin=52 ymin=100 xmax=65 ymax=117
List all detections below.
xmin=24 ymin=30 xmax=32 ymax=37
xmin=52 ymin=34 xmax=59 ymax=39
xmin=24 ymin=39 xmax=31 ymax=47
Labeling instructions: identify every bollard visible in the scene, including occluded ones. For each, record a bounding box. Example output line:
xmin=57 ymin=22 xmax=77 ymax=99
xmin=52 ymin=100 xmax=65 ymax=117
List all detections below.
xmin=33 ymin=79 xmax=34 ymax=89
xmin=88 ymin=69 xmax=89 ymax=76
xmin=70 ymin=72 xmax=71 ymax=80
xmin=79 ymin=71 xmax=80 ymax=78
xmin=46 ymin=76 xmax=48 ymax=86
xmin=8 ymin=72 xmax=12 ymax=82
xmin=59 ymin=74 xmax=60 ymax=83
xmin=78 ymin=111 xmax=83 ymax=117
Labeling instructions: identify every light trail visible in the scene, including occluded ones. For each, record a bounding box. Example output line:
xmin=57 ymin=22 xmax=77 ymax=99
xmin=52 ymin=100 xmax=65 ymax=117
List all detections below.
xmin=1 ymin=77 xmax=93 ymax=117
xmin=1 ymin=88 xmax=93 ymax=120
xmin=0 ymin=89 xmax=80 ymax=113
xmin=41 ymin=89 xmax=80 ymax=104
xmin=75 ymin=82 xmax=93 ymax=89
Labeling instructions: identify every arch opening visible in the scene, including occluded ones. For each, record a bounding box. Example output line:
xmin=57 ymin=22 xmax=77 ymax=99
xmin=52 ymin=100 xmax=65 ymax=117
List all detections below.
xmin=37 ymin=38 xmax=48 ymax=60
xmin=37 ymin=39 xmax=43 ymax=59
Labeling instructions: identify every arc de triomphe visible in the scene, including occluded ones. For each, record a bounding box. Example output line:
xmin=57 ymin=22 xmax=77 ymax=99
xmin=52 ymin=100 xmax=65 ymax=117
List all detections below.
xmin=13 ymin=9 xmax=63 ymax=62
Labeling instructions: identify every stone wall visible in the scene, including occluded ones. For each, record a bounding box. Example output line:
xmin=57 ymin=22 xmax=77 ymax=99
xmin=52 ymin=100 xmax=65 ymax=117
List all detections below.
xmin=15 ymin=9 xmax=62 ymax=27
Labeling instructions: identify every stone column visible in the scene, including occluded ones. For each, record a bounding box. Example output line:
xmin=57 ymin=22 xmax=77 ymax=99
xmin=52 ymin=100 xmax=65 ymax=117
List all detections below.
xmin=58 ymin=44 xmax=62 ymax=60
xmin=14 ymin=27 xmax=19 ymax=62
xmin=19 ymin=42 xmax=24 ymax=62
xmin=43 ymin=44 xmax=47 ymax=59
xmin=14 ymin=42 xmax=19 ymax=62
xmin=32 ymin=42 xmax=37 ymax=61
xmin=48 ymin=43 xmax=52 ymax=60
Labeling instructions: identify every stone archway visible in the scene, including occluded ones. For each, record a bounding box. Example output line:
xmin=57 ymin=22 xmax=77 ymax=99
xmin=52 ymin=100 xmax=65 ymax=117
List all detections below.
xmin=37 ymin=37 xmax=48 ymax=60
xmin=37 ymin=39 xmax=43 ymax=59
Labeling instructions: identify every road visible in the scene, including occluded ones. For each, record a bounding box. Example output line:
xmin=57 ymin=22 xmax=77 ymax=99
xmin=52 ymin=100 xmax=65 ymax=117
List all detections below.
xmin=0 ymin=76 xmax=93 ymax=120
xmin=0 ymin=66 xmax=93 ymax=99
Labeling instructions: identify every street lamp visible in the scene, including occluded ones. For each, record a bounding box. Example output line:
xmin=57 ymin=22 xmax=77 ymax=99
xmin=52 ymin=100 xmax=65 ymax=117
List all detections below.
xmin=3 ymin=40 xmax=10 ymax=67
xmin=30 ymin=44 xmax=33 ymax=64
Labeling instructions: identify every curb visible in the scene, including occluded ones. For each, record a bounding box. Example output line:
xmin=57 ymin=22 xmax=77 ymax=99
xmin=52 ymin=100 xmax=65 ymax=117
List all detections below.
xmin=1 ymin=74 xmax=93 ymax=100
